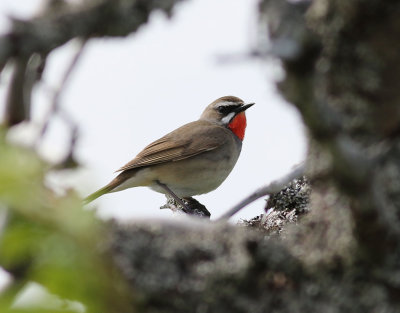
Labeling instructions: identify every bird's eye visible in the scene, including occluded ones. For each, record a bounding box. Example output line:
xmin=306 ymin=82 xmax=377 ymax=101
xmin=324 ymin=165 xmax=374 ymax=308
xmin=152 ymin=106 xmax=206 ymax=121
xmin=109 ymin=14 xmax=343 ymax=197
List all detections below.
xmin=217 ymin=106 xmax=225 ymax=113
xmin=217 ymin=104 xmax=243 ymax=115
xmin=217 ymin=106 xmax=231 ymax=114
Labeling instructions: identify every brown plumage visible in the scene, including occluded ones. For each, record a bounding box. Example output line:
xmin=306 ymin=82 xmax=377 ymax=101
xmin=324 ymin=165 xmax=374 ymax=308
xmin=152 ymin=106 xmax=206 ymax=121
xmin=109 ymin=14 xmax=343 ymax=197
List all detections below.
xmin=116 ymin=121 xmax=227 ymax=172
xmin=84 ymin=96 xmax=254 ymax=206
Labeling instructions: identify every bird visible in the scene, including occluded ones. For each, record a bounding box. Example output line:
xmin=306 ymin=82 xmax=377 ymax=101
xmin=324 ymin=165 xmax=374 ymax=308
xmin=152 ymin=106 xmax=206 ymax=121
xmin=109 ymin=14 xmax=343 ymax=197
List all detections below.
xmin=84 ymin=96 xmax=254 ymax=211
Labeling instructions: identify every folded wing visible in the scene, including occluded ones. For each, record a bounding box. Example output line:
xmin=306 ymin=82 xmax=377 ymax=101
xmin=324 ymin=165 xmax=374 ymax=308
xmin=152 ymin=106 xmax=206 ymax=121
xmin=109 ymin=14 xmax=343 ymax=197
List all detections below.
xmin=116 ymin=120 xmax=228 ymax=172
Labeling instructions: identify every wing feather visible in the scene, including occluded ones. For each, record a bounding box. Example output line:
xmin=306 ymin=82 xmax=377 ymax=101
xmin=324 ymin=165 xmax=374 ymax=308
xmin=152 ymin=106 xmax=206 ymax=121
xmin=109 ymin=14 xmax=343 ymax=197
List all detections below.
xmin=116 ymin=121 xmax=227 ymax=172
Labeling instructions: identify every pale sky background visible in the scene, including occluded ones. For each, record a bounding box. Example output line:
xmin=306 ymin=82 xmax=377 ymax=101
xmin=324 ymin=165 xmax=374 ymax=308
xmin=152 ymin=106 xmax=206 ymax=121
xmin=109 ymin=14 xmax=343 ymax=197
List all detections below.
xmin=0 ymin=0 xmax=306 ymax=222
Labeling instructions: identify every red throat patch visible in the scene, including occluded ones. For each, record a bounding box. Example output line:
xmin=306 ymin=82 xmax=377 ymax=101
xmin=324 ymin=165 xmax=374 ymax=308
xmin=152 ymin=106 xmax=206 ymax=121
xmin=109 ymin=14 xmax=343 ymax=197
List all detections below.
xmin=228 ymin=112 xmax=247 ymax=141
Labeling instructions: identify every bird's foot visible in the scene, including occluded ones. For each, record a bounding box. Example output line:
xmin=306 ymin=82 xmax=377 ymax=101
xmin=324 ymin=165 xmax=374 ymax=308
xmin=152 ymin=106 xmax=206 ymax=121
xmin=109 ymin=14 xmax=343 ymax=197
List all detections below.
xmin=182 ymin=197 xmax=211 ymax=218
xmin=160 ymin=195 xmax=210 ymax=219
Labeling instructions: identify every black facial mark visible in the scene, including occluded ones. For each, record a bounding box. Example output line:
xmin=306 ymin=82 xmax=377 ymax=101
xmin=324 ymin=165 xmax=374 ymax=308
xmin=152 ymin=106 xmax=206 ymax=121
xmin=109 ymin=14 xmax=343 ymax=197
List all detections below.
xmin=217 ymin=104 xmax=241 ymax=115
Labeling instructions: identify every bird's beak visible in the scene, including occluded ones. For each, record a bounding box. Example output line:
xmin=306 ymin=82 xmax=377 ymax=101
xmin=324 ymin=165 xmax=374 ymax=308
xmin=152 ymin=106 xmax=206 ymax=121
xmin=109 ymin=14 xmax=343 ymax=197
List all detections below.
xmin=235 ymin=102 xmax=255 ymax=113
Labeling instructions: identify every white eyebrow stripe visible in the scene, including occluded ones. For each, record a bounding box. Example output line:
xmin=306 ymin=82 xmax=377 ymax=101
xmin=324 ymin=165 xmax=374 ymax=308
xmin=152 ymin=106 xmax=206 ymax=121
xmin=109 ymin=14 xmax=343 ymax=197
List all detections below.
xmin=214 ymin=101 xmax=239 ymax=108
xmin=221 ymin=112 xmax=235 ymax=125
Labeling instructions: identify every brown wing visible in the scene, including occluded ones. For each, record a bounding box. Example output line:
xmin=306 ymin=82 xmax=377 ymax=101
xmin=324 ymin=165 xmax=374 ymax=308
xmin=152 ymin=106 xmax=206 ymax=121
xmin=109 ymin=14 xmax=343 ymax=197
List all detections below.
xmin=116 ymin=120 xmax=228 ymax=172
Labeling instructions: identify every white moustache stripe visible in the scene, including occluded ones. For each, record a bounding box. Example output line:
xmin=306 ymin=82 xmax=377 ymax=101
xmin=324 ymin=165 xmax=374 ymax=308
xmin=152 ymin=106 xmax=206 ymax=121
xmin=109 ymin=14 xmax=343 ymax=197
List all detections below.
xmin=221 ymin=112 xmax=235 ymax=125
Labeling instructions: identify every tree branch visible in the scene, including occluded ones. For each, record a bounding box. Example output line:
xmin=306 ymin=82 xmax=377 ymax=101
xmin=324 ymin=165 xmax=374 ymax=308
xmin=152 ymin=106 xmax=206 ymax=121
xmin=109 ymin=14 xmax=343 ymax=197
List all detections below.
xmin=261 ymin=0 xmax=400 ymax=256
xmin=0 ymin=0 xmax=185 ymax=62
xmin=217 ymin=164 xmax=305 ymax=221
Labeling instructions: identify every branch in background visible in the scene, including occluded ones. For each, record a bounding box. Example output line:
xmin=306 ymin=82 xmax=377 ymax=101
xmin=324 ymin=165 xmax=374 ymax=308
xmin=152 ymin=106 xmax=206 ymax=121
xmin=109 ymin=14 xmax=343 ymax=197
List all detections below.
xmin=4 ymin=57 xmax=29 ymax=126
xmin=36 ymin=39 xmax=86 ymax=169
xmin=1 ymin=0 xmax=185 ymax=129
xmin=4 ymin=53 xmax=46 ymax=127
xmin=53 ymin=125 xmax=80 ymax=169
xmin=38 ymin=39 xmax=86 ymax=142
xmin=0 ymin=0 xmax=185 ymax=64
xmin=217 ymin=164 xmax=305 ymax=221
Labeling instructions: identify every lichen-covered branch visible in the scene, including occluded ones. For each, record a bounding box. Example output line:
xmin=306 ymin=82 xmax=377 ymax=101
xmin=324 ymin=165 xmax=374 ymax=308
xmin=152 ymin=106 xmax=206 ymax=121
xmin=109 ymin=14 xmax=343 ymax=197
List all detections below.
xmin=261 ymin=0 xmax=400 ymax=259
xmin=217 ymin=164 xmax=305 ymax=221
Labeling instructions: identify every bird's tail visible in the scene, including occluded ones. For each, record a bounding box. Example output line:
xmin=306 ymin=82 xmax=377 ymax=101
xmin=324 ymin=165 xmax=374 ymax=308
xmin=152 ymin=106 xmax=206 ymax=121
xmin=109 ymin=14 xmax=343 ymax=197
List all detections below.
xmin=83 ymin=185 xmax=114 ymax=204
xmin=83 ymin=171 xmax=135 ymax=204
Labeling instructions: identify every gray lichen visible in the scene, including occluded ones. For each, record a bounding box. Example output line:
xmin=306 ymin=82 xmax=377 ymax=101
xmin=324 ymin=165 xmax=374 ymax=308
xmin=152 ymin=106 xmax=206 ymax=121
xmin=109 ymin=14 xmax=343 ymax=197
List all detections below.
xmin=239 ymin=176 xmax=311 ymax=235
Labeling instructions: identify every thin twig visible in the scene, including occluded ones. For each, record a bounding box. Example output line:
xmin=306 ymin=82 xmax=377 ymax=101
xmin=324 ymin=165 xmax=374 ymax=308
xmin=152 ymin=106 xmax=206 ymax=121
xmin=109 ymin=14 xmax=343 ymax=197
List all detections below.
xmin=216 ymin=164 xmax=305 ymax=221
xmin=37 ymin=39 xmax=86 ymax=143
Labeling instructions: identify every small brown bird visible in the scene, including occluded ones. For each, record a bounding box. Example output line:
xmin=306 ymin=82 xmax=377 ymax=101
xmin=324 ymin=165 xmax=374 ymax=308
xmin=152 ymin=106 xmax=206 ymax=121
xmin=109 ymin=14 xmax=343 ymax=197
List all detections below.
xmin=85 ymin=96 xmax=254 ymax=209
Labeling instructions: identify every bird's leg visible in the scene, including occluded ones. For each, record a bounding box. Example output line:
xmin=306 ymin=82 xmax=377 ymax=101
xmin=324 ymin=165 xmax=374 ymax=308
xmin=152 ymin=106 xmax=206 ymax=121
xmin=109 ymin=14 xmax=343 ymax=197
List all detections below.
xmin=156 ymin=181 xmax=210 ymax=218
xmin=156 ymin=181 xmax=190 ymax=212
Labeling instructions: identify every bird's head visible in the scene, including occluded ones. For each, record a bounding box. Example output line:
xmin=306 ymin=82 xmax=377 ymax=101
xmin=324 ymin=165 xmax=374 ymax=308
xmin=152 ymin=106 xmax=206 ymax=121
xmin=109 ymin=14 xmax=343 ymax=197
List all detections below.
xmin=200 ymin=96 xmax=254 ymax=141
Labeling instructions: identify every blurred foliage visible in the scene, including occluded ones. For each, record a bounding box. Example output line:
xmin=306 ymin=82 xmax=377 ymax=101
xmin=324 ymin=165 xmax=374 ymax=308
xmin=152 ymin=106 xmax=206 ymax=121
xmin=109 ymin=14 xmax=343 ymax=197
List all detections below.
xmin=0 ymin=129 xmax=127 ymax=312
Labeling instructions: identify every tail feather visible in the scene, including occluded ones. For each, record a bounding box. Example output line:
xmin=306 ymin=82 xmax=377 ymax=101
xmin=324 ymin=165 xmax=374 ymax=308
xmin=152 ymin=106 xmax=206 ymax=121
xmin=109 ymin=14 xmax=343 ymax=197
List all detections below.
xmin=83 ymin=185 xmax=113 ymax=204
xmin=83 ymin=171 xmax=135 ymax=204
